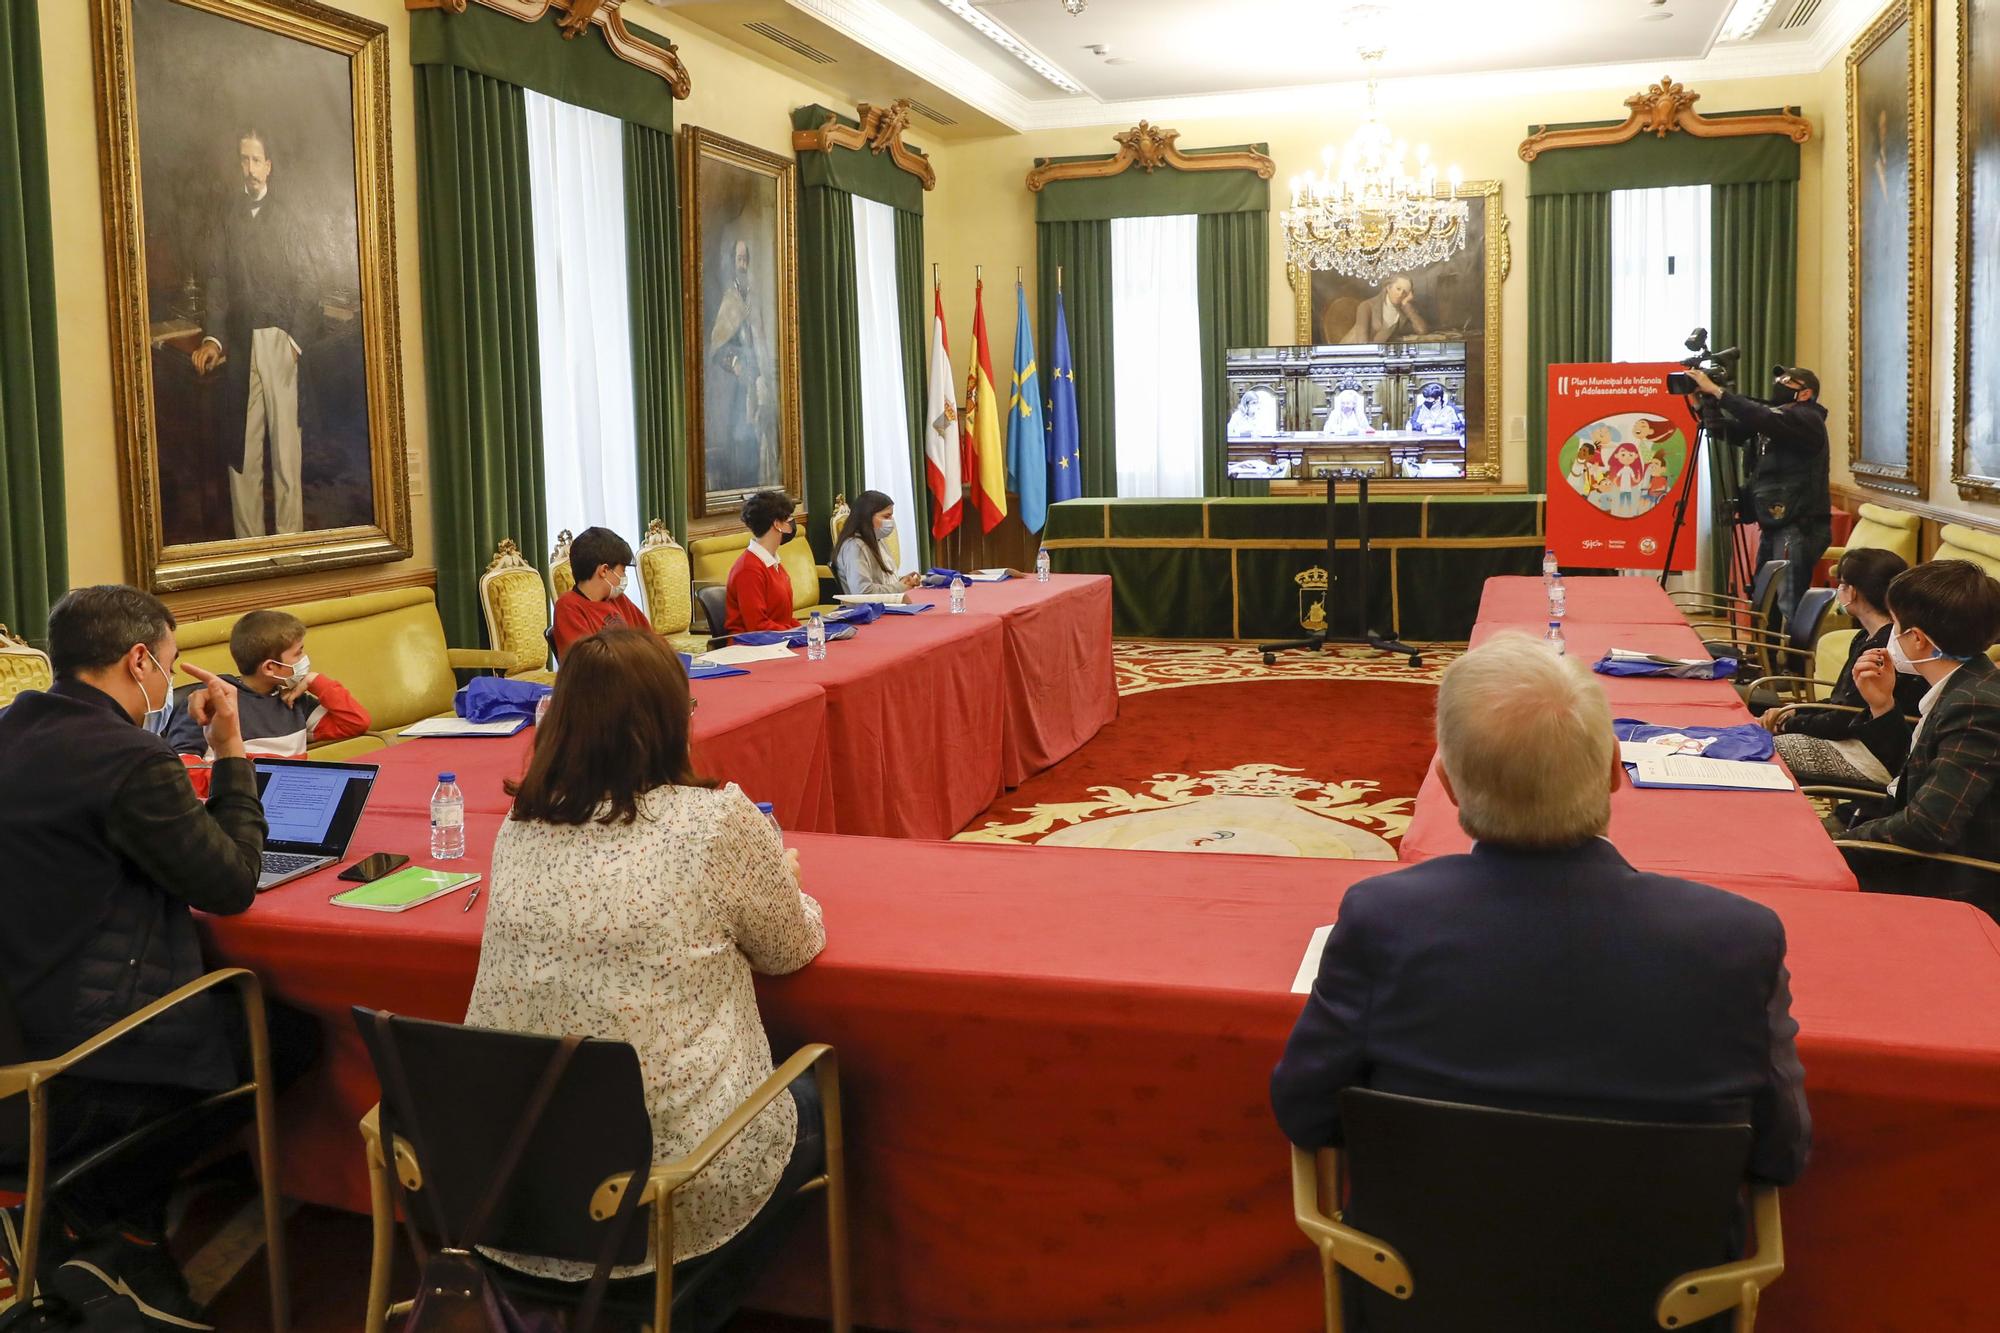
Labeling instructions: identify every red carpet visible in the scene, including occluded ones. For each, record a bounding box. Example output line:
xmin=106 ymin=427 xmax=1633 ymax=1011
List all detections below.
xmin=959 ymin=674 xmax=1439 ymax=859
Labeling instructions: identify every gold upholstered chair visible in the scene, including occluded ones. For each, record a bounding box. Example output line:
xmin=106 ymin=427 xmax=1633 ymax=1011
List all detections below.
xmin=1821 ymin=503 xmax=1920 ymax=571
xmin=548 ymin=529 xmax=576 ymax=602
xmin=1936 ymin=523 xmax=2000 ymax=578
xmin=827 ymin=495 xmax=903 ymax=580
xmin=637 ymin=519 xmax=707 ymax=654
xmin=477 ymin=539 xmax=555 ymax=681
xmin=0 ymin=625 xmax=52 ymax=709
xmin=688 ymin=524 xmax=835 ymax=623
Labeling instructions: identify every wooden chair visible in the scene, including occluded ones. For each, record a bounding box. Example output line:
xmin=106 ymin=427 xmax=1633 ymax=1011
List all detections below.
xmin=1673 ymin=559 xmax=1790 ymax=640
xmin=1744 ymin=625 xmax=1858 ymax=712
xmin=1701 ymin=586 xmax=1837 ymax=682
xmin=0 ymin=970 xmax=289 ymax=1329
xmin=637 ymin=519 xmax=707 ymax=655
xmin=548 ymin=529 xmax=576 ymax=602
xmin=354 ymin=1008 xmax=849 ymax=1333
xmin=1290 ymin=1089 xmax=1783 ymax=1332
xmin=477 ymin=539 xmax=555 ymax=680
xmin=0 ymin=626 xmax=52 ymax=710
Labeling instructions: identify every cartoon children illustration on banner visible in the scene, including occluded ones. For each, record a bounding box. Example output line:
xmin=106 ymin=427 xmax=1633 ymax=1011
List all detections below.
xmin=1559 ymin=414 xmax=1686 ymax=520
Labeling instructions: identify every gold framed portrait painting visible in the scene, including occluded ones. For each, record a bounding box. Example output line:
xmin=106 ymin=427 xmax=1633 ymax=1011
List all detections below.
xmin=1954 ymin=0 xmax=2000 ymax=501
xmin=91 ymin=0 xmax=411 ymax=592
xmin=1288 ymin=181 xmax=1507 ymax=484
xmin=1846 ymin=0 xmax=1932 ymax=496
xmin=678 ymin=125 xmax=802 ymax=527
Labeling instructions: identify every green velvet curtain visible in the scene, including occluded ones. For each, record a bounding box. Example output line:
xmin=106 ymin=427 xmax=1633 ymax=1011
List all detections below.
xmin=1709 ymin=179 xmax=1798 ymax=589
xmin=1197 ymin=210 xmax=1270 ymax=497
xmin=798 ymin=185 xmax=865 ymax=564
xmin=414 ymin=65 xmax=545 ymax=649
xmin=0 ymin=0 xmax=64 ymax=637
xmin=1035 ymin=220 xmax=1117 ymax=498
xmin=893 ymin=209 xmax=930 ymax=570
xmin=624 ymin=122 xmax=687 ymax=540
xmin=1525 ymin=192 xmax=1613 ymax=495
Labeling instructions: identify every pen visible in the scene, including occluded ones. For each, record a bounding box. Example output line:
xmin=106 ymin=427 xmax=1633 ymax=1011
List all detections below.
xmin=461 ymin=886 xmax=480 ymax=913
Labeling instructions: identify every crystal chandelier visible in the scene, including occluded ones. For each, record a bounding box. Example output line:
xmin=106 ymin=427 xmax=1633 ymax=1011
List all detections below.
xmin=1061 ymin=0 xmax=1087 ymax=13
xmin=1283 ymin=49 xmax=1469 ymax=287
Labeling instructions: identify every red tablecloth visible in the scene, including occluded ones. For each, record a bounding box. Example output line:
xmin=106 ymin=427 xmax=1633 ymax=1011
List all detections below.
xmin=907 ymin=575 xmax=1119 ymax=786
xmin=362 ymin=678 xmax=835 ymax=832
xmin=1478 ymin=574 xmax=1692 ymax=625
xmin=1471 ymin=619 xmax=1746 ymax=708
xmin=201 ymin=833 xmax=2000 ymax=1332
xmin=727 ymin=613 xmax=1006 ymax=839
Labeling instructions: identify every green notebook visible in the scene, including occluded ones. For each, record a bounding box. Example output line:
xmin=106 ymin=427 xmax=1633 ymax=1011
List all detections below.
xmin=330 ymin=866 xmax=480 ymax=913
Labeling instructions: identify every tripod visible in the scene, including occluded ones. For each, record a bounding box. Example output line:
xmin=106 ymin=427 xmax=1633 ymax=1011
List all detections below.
xmin=1658 ymin=399 xmax=1754 ymax=598
xmin=1260 ymin=470 xmax=1423 ymax=668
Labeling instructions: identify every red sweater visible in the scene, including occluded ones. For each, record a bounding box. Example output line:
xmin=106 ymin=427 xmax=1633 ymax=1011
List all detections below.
xmin=725 ymin=548 xmax=798 ymax=634
xmin=552 ymin=587 xmax=653 ymax=660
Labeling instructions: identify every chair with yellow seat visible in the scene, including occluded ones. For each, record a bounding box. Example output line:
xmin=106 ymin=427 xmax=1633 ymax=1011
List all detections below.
xmin=637 ymin=519 xmax=707 ymax=655
xmin=1936 ymin=523 xmax=2000 ymax=578
xmin=548 ymin=530 xmax=576 ymax=603
xmin=1289 ymin=1088 xmax=1784 ymax=1332
xmin=0 ymin=625 xmax=52 ymax=709
xmin=1821 ymin=502 xmax=1920 ymax=570
xmin=478 ymin=539 xmax=555 ymax=682
xmin=827 ymin=494 xmax=903 ymax=583
xmin=1744 ymin=624 xmax=1858 ymax=711
xmin=688 ymin=525 xmax=835 ymax=626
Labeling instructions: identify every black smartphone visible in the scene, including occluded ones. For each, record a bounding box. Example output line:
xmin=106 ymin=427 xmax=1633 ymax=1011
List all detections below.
xmin=338 ymin=852 xmax=410 ymax=883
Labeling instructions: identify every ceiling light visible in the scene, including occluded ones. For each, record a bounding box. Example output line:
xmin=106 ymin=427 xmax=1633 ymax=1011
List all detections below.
xmin=1062 ymin=0 xmax=1088 ymax=14
xmin=930 ymin=0 xmax=1084 ymax=93
xmin=1719 ymin=0 xmax=1781 ymax=40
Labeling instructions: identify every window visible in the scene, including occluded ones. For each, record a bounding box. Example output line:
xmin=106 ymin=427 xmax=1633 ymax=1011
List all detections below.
xmin=851 ymin=196 xmax=919 ymax=575
xmin=524 ymin=90 xmax=645 ymax=606
xmin=1110 ymin=214 xmax=1203 ymax=498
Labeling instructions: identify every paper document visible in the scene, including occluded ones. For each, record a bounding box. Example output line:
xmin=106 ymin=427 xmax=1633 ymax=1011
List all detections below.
xmin=696 ymin=643 xmax=795 ymax=666
xmin=399 ymin=716 xmax=527 ymax=738
xmin=1618 ymin=735 xmax=1715 ymax=762
xmin=967 ymin=569 xmax=1011 ymax=582
xmin=834 ymin=592 xmax=906 ymax=604
xmin=1607 ymin=648 xmax=1709 ymax=668
xmin=1631 ymin=754 xmax=1794 ymax=791
xmin=1293 ymin=925 xmax=1334 ymax=994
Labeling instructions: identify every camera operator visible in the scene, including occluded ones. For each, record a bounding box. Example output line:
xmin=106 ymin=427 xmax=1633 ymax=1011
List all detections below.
xmin=1684 ymin=364 xmax=1829 ymax=619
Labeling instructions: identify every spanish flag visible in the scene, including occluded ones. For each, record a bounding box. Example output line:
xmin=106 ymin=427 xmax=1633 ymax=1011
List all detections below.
xmin=963 ymin=278 xmax=1008 ymax=532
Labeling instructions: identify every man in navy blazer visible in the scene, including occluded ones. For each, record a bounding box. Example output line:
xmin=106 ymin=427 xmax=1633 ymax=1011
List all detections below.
xmin=1272 ymin=634 xmax=1811 ymax=1187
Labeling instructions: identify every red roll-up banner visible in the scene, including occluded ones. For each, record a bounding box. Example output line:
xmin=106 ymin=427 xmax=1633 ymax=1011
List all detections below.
xmin=1546 ymin=363 xmax=1699 ymax=572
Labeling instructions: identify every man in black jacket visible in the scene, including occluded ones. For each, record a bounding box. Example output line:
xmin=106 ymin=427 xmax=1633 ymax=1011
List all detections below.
xmin=0 ymin=587 xmax=304 ymax=1325
xmin=1686 ymin=365 xmax=1830 ymax=619
xmin=1273 ymin=635 xmax=1810 ymax=1201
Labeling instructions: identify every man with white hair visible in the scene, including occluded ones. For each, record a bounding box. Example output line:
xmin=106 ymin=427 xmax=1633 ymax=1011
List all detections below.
xmin=1272 ymin=634 xmax=1810 ymax=1186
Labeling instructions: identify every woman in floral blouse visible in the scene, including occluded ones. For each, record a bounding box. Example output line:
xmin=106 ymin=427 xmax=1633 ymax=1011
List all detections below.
xmin=465 ymin=627 xmax=825 ymax=1330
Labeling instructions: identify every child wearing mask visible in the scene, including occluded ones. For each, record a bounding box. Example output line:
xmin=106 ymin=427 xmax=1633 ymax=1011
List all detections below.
xmin=552 ymin=525 xmax=652 ymax=661
xmin=165 ymin=609 xmax=370 ymax=758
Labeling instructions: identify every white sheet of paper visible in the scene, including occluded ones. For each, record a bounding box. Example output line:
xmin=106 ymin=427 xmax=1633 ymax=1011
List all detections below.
xmin=1618 ymin=735 xmax=1714 ymax=762
xmin=1631 ymin=754 xmax=1794 ymax=791
xmin=1607 ymin=648 xmax=1706 ymax=667
xmin=398 ymin=716 xmax=527 ymax=738
xmin=967 ymin=569 xmax=1011 ymax=582
xmin=1292 ymin=924 xmax=1334 ymax=994
xmin=696 ymin=643 xmax=796 ymax=666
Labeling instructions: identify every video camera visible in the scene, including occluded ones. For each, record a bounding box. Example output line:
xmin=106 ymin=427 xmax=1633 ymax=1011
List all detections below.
xmin=1665 ymin=327 xmax=1741 ymax=396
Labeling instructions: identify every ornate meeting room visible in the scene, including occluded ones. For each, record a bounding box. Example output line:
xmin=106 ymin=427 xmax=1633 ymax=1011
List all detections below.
xmin=9 ymin=0 xmax=2000 ymax=1328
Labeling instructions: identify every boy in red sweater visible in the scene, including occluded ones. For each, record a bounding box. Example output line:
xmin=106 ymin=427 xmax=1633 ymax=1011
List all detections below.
xmin=164 ymin=609 xmax=371 ymax=758
xmin=725 ymin=490 xmax=803 ymax=635
xmin=552 ymin=526 xmax=653 ymax=660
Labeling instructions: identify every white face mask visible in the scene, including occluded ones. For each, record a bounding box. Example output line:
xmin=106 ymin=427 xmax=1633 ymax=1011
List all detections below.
xmin=269 ymin=653 xmax=311 ymax=685
xmin=1889 ymin=625 xmax=1959 ymax=674
xmin=134 ymin=647 xmax=169 ymax=725
xmin=876 ymin=517 xmax=895 ymax=540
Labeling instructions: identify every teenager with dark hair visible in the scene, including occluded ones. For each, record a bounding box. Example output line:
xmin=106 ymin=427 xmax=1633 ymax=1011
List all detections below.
xmin=725 ymin=490 xmax=801 ymax=635
xmin=831 ymin=490 xmax=921 ymax=597
xmin=553 ymin=526 xmax=652 ymax=661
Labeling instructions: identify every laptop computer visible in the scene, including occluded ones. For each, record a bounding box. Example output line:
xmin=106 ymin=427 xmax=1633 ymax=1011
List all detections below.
xmin=251 ymin=757 xmax=379 ymax=891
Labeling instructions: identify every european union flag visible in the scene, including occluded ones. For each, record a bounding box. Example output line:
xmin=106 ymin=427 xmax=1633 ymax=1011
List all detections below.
xmin=1047 ymin=291 xmax=1082 ymax=505
xmin=1006 ymin=284 xmax=1049 ymax=534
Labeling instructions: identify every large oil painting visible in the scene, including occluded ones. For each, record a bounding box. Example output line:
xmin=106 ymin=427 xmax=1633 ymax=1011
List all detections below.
xmin=92 ymin=0 xmax=410 ymax=591
xmin=1290 ymin=182 xmax=1506 ymax=483
xmin=679 ymin=126 xmax=801 ymax=523
xmin=1847 ymin=0 xmax=1932 ymax=495
xmin=1956 ymin=0 xmax=2000 ymax=500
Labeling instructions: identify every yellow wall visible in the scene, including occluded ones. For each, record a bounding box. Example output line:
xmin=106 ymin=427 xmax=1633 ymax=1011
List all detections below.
xmin=922 ymin=72 xmax=1836 ymax=488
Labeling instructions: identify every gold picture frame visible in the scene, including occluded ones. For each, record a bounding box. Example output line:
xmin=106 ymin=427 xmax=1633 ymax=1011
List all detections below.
xmin=1846 ymin=0 xmax=1932 ymax=496
xmin=1953 ymin=0 xmax=2000 ymax=501
xmin=679 ymin=125 xmax=802 ymax=528
xmin=1288 ymin=181 xmax=1509 ymax=485
xmin=91 ymin=0 xmax=412 ymax=592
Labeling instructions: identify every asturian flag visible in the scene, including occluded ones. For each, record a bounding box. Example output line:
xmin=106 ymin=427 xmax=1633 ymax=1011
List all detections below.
xmin=964 ymin=278 xmax=1008 ymax=532
xmin=1005 ymin=282 xmax=1049 ymax=534
xmin=925 ymin=282 xmax=963 ymax=538
xmin=1047 ymin=289 xmax=1082 ymax=505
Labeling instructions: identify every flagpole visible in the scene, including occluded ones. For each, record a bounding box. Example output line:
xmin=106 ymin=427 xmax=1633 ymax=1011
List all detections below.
xmin=1057 ymin=265 xmax=1064 ymax=292
xmin=932 ymin=261 xmax=939 ymax=290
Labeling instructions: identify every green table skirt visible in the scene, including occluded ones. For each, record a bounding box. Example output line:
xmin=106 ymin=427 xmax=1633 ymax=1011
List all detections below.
xmin=1044 ymin=495 xmax=1546 ymax=642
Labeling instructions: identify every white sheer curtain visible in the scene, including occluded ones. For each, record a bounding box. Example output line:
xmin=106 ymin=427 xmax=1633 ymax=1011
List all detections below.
xmin=1110 ymin=214 xmax=1203 ymax=497
xmin=524 ymin=90 xmax=645 ymax=608
xmin=851 ymin=196 xmax=919 ymax=576
xmin=1611 ymin=185 xmax=1713 ymax=586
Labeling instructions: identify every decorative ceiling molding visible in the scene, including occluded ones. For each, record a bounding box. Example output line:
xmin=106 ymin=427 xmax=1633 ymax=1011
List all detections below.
xmin=407 ymin=0 xmax=691 ymax=98
xmin=1025 ymin=122 xmax=1277 ymax=192
xmin=1516 ymin=76 xmax=1813 ymax=161
xmin=792 ymin=99 xmax=937 ymax=189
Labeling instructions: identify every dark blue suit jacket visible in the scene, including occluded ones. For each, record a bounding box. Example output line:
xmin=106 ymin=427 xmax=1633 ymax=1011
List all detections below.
xmin=1272 ymin=839 xmax=1811 ymax=1185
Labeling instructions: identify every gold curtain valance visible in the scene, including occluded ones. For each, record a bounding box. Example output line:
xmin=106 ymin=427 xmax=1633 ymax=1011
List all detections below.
xmin=1519 ymin=78 xmax=1810 ymax=161
xmin=792 ymin=100 xmax=935 ymax=191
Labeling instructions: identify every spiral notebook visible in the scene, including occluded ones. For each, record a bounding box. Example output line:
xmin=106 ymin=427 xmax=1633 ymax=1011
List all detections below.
xmin=330 ymin=866 xmax=480 ymax=913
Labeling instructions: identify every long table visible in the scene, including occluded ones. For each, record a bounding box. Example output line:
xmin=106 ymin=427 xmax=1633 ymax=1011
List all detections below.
xmin=201 ymin=831 xmax=2000 ymax=1332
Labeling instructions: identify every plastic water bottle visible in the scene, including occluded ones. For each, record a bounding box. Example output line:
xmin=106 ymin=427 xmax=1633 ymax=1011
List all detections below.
xmin=430 ymin=772 xmax=465 ymax=860
xmin=1548 ymin=573 xmax=1567 ymax=620
xmin=1545 ymin=621 xmax=1566 ymax=656
xmin=806 ymin=611 xmax=827 ymax=661
xmin=949 ymin=575 xmax=967 ymax=614
xmin=1036 ymin=548 xmax=1051 ymax=583
xmin=1541 ymin=547 xmax=1559 ymax=585
xmin=755 ymin=801 xmax=782 ymax=837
